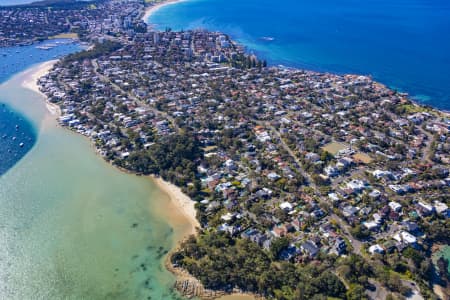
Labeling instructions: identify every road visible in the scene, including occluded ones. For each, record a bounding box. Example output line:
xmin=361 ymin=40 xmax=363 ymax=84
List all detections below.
xmin=91 ymin=59 xmax=180 ymax=132
xmin=252 ymin=119 xmax=423 ymax=299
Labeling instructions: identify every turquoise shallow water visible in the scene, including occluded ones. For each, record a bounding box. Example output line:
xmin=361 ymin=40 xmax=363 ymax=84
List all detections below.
xmin=149 ymin=0 xmax=450 ymax=110
xmin=0 ymin=66 xmax=188 ymax=299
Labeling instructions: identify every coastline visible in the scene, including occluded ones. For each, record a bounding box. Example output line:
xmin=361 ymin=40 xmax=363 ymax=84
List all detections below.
xmin=21 ymin=60 xmax=61 ymax=117
xmin=19 ymin=60 xmax=210 ymax=297
xmin=152 ymin=175 xmax=200 ymax=236
xmin=1 ymin=64 xmax=200 ymax=299
xmin=142 ymin=0 xmax=189 ymax=24
xmin=15 ymin=4 xmax=445 ymax=300
xmin=20 ymin=61 xmax=201 ymax=237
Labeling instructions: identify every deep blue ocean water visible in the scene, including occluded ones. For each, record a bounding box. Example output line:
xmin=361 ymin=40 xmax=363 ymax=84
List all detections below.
xmin=0 ymin=39 xmax=81 ymax=175
xmin=149 ymin=0 xmax=450 ymax=110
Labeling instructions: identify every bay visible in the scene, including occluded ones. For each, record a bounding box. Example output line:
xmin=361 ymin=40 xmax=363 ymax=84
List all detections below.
xmin=0 ymin=39 xmax=82 ymax=175
xmin=0 ymin=64 xmax=188 ymax=299
xmin=0 ymin=41 xmax=188 ymax=300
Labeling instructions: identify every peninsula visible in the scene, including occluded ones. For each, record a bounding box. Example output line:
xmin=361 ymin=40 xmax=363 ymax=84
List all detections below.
xmin=2 ymin=0 xmax=449 ymax=299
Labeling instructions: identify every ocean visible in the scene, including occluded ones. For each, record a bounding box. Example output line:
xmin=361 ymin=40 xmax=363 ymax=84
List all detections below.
xmin=148 ymin=0 xmax=450 ymax=110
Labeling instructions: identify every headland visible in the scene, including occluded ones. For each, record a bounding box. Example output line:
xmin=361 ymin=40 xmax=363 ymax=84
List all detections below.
xmin=1 ymin=0 xmax=449 ymax=300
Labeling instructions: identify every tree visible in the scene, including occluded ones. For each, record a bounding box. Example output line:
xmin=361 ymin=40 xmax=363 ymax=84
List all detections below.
xmin=313 ymin=271 xmax=346 ymax=298
xmin=346 ymin=284 xmax=367 ymax=300
xmin=270 ymin=237 xmax=290 ymax=259
xmin=350 ymin=224 xmax=370 ymax=239
xmin=437 ymin=257 xmax=450 ymax=280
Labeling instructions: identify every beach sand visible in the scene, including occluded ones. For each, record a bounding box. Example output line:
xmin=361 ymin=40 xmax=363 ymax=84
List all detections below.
xmin=141 ymin=0 xmax=201 ymax=241
xmin=152 ymin=176 xmax=200 ymax=236
xmin=142 ymin=0 xmax=188 ymax=23
xmin=20 ymin=59 xmax=200 ymax=239
xmin=143 ymin=3 xmax=257 ymax=297
xmin=18 ymin=51 xmax=254 ymax=300
xmin=21 ymin=60 xmax=61 ymax=117
xmin=20 ymin=60 xmax=201 ymax=237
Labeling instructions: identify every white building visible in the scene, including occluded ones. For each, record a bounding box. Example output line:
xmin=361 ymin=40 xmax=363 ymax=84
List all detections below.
xmin=393 ymin=231 xmax=417 ymax=244
xmin=369 ymin=244 xmax=385 ymax=255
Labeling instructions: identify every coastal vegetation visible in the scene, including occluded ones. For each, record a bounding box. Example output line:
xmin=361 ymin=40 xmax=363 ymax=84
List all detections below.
xmin=62 ymin=40 xmax=122 ymax=63
xmin=172 ymin=232 xmax=347 ymax=299
xmin=4 ymin=0 xmax=448 ymax=299
xmin=39 ymin=23 xmax=449 ymax=297
xmin=118 ymin=132 xmax=203 ymax=197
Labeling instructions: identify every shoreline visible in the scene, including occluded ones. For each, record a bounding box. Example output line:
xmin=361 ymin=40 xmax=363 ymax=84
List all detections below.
xmin=19 ymin=61 xmax=207 ymax=296
xmin=4 ymin=60 xmax=257 ymax=300
xmin=142 ymin=0 xmax=189 ymax=24
xmin=21 ymin=60 xmax=62 ymax=117
xmin=140 ymin=0 xmax=450 ymax=114
xmin=20 ymin=61 xmax=201 ymax=238
xmin=152 ymin=175 xmax=200 ymax=236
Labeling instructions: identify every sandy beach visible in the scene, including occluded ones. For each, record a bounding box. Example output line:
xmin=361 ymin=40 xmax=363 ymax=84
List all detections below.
xmin=16 ymin=58 xmax=200 ymax=239
xmin=20 ymin=59 xmax=201 ymax=240
xmin=142 ymin=0 xmax=188 ymax=24
xmin=21 ymin=60 xmax=61 ymax=116
xmin=152 ymin=176 xmax=200 ymax=236
xmin=15 ymin=30 xmax=244 ymax=300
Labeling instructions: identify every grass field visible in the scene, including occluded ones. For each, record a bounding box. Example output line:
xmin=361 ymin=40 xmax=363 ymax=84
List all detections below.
xmin=353 ymin=153 xmax=373 ymax=164
xmin=322 ymin=142 xmax=349 ymax=155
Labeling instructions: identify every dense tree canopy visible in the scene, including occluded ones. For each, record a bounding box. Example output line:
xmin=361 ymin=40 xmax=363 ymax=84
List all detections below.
xmin=172 ymin=232 xmax=346 ymax=299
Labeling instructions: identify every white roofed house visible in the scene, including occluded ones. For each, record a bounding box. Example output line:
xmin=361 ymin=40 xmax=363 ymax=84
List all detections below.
xmin=305 ymin=152 xmax=320 ymax=162
xmin=389 ymin=201 xmax=402 ymax=213
xmin=368 ymin=189 xmax=381 ymax=199
xmin=393 ymin=231 xmax=417 ymax=246
xmin=434 ymin=201 xmax=449 ymax=217
xmin=324 ymin=165 xmax=339 ymax=177
xmin=280 ymin=202 xmax=294 ymax=212
xmin=363 ymin=220 xmax=379 ymax=231
xmin=416 ymin=201 xmax=435 ymax=217
xmin=328 ymin=192 xmax=340 ymax=202
xmin=342 ymin=205 xmax=358 ymax=218
xmin=368 ymin=244 xmax=385 ymax=255
xmin=346 ymin=179 xmax=366 ymax=193
xmin=267 ymin=172 xmax=281 ymax=181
